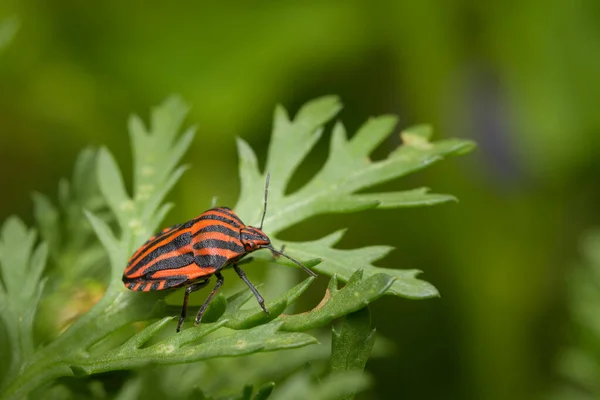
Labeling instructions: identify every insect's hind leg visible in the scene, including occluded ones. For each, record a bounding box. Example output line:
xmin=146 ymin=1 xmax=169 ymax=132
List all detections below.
xmin=233 ymin=265 xmax=269 ymax=315
xmin=195 ymin=272 xmax=225 ymax=326
xmin=178 ymin=279 xmax=210 ymax=332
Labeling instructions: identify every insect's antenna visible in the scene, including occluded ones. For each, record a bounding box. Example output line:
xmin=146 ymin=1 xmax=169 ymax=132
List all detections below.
xmin=267 ymin=246 xmax=317 ymax=277
xmin=259 ymin=172 xmax=270 ymax=230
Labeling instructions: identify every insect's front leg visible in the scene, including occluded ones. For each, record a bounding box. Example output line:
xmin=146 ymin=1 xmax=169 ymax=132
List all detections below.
xmin=233 ymin=264 xmax=269 ymax=315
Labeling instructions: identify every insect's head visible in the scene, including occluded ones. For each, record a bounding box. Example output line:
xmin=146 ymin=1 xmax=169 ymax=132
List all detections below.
xmin=240 ymin=226 xmax=271 ymax=252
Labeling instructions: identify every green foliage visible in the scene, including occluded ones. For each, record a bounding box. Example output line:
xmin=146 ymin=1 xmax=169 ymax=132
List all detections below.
xmin=0 ymin=96 xmax=473 ymax=399
xmin=0 ymin=217 xmax=48 ymax=378
xmin=236 ymin=97 xmax=473 ymax=298
xmin=32 ymin=148 xmax=109 ymax=337
xmin=279 ymin=271 xmax=393 ymax=331
xmin=330 ymin=307 xmax=376 ymax=400
xmin=331 ymin=307 xmax=376 ymax=373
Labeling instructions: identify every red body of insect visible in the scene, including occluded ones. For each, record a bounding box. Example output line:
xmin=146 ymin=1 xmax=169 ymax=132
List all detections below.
xmin=122 ymin=174 xmax=315 ymax=332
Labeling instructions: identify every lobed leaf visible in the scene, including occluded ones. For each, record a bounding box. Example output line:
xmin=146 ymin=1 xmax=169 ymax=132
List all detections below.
xmin=72 ymin=321 xmax=316 ymax=375
xmin=225 ymin=277 xmax=315 ymax=330
xmin=253 ymin=382 xmax=275 ymax=400
xmin=280 ymin=230 xmax=439 ymax=299
xmin=84 ymin=210 xmax=122 ymax=280
xmin=32 ymin=193 xmax=60 ymax=257
xmin=96 ymin=148 xmax=132 ymax=232
xmin=331 ymin=307 xmax=375 ymax=373
xmin=231 ymin=98 xmax=473 ymax=299
xmin=330 ymin=307 xmax=375 ymax=400
xmin=279 ymin=270 xmax=395 ymax=331
xmin=0 ymin=217 xmax=48 ymax=375
xmin=352 ymin=188 xmax=457 ymax=208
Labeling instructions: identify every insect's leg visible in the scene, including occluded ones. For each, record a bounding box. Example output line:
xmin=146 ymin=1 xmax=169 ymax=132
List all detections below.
xmin=195 ymin=272 xmax=225 ymax=325
xmin=178 ymin=279 xmax=210 ymax=332
xmin=233 ymin=265 xmax=269 ymax=315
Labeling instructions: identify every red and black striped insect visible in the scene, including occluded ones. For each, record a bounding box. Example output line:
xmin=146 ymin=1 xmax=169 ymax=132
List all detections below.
xmin=123 ymin=174 xmax=316 ymax=332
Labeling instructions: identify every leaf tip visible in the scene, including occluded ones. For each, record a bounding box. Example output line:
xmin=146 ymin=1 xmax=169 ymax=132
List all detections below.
xmin=314 ymin=94 xmax=343 ymax=108
xmin=402 ymin=124 xmax=433 ymax=140
xmin=327 ymin=274 xmax=339 ymax=293
xmin=162 ymin=93 xmax=189 ymax=111
xmin=401 ymin=131 xmax=433 ymax=150
xmin=457 ymin=140 xmax=478 ymax=154
xmin=348 ymin=268 xmax=365 ymax=284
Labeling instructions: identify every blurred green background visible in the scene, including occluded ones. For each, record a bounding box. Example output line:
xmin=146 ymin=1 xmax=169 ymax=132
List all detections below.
xmin=2 ymin=1 xmax=600 ymax=399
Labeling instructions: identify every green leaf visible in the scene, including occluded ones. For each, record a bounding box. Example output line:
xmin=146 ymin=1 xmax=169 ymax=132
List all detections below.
xmin=253 ymin=382 xmax=275 ymax=400
xmin=71 ymin=147 xmax=100 ymax=204
xmin=84 ymin=210 xmax=122 ymax=280
xmin=236 ymin=137 xmax=263 ymax=212
xmin=331 ymin=307 xmax=375 ymax=373
xmin=32 ymin=193 xmax=60 ymax=257
xmin=119 ymin=317 xmax=174 ymax=350
xmin=169 ymin=276 xmax=316 ymax=330
xmin=233 ymin=99 xmax=473 ymax=299
xmin=127 ymin=96 xmax=194 ymax=249
xmin=281 ymin=230 xmax=439 ymax=299
xmin=348 ymin=115 xmax=398 ymax=157
xmin=266 ymin=96 xmax=342 ymax=198
xmin=72 ymin=321 xmax=316 ymax=375
xmin=279 ymin=270 xmax=394 ymax=331
xmin=96 ymin=147 xmax=132 ymax=231
xmin=29 ymin=148 xmax=111 ymax=347
xmin=225 ymin=277 xmax=315 ymax=330
xmin=236 ymin=96 xmax=342 ymax=223
xmin=253 ymin=119 xmax=473 ymax=233
xmin=140 ymin=165 xmax=190 ymax=223
xmin=352 ymin=187 xmax=457 ymax=208
xmin=130 ymin=96 xmax=194 ymax=203
xmin=0 ymin=217 xmax=48 ymax=374
xmin=0 ymin=217 xmax=37 ymax=296
xmin=330 ymin=307 xmax=375 ymax=400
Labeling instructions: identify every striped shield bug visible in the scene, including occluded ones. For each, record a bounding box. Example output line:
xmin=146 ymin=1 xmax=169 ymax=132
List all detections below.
xmin=122 ymin=173 xmax=316 ymax=332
